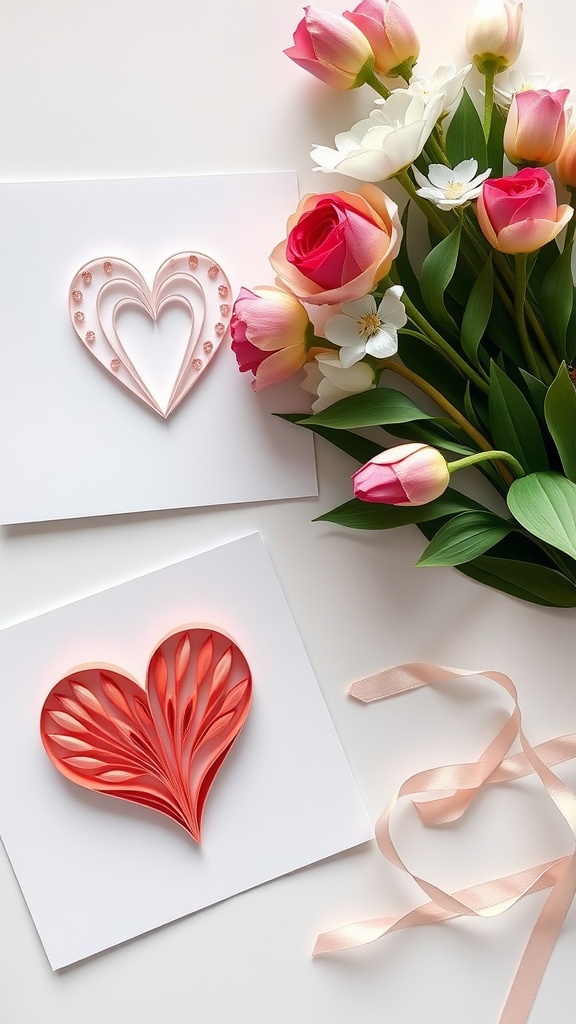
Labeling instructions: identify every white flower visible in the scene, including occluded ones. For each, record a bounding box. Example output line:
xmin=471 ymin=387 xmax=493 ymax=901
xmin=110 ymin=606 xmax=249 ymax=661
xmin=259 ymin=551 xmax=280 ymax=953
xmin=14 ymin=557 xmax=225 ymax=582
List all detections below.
xmin=323 ymin=286 xmax=407 ymax=368
xmin=494 ymin=70 xmax=565 ymax=108
xmin=301 ymin=354 xmax=376 ymax=414
xmin=396 ymin=63 xmax=472 ymax=117
xmin=413 ymin=160 xmax=491 ymax=210
xmin=311 ymin=90 xmax=445 ymax=182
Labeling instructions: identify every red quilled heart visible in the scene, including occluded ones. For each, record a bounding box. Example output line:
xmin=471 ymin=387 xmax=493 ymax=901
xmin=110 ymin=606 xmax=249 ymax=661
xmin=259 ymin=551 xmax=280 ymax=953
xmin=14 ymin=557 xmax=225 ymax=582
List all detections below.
xmin=40 ymin=627 xmax=252 ymax=842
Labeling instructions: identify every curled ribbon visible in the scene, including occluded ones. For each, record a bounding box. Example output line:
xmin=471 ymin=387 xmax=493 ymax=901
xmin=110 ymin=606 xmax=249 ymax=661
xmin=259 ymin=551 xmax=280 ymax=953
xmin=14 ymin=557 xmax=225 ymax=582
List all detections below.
xmin=314 ymin=664 xmax=576 ymax=1024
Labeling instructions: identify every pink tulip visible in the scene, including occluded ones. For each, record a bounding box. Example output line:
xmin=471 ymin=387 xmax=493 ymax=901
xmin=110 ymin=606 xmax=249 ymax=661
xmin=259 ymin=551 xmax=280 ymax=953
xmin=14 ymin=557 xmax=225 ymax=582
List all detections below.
xmin=284 ymin=6 xmax=374 ymax=90
xmin=476 ymin=167 xmax=573 ymax=253
xmin=466 ymin=0 xmax=524 ymax=72
xmin=343 ymin=0 xmax=419 ymax=79
xmin=504 ymin=89 xmax=570 ymax=166
xmin=556 ymin=123 xmax=576 ymax=189
xmin=269 ymin=186 xmax=402 ymax=306
xmin=230 ymin=287 xmax=310 ymax=391
xmin=352 ymin=443 xmax=450 ymax=506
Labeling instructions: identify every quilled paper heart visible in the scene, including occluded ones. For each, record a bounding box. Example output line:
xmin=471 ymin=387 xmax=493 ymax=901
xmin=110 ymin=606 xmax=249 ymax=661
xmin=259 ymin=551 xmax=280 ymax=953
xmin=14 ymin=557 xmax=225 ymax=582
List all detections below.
xmin=40 ymin=627 xmax=252 ymax=842
xmin=69 ymin=254 xmax=232 ymax=418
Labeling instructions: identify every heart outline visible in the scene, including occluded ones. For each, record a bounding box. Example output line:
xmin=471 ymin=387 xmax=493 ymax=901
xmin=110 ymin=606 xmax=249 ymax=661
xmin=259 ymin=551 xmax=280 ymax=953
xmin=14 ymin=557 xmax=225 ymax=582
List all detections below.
xmin=69 ymin=254 xmax=232 ymax=418
xmin=40 ymin=626 xmax=252 ymax=843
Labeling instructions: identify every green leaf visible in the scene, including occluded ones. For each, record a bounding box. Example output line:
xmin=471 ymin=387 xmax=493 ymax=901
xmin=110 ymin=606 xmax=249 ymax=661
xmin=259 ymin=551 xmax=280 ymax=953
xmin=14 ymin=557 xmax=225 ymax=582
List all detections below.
xmin=489 ymin=362 xmax=549 ymax=472
xmin=461 ymin=254 xmax=493 ymax=368
xmin=297 ymin=388 xmax=433 ymax=429
xmin=528 ymin=239 xmax=559 ymax=305
xmin=397 ymin=335 xmax=466 ymax=412
xmin=416 ymin=511 xmax=513 ymax=566
xmin=385 ymin=417 xmax=476 ymax=456
xmin=486 ymin=292 xmax=523 ymax=364
xmin=316 ymin=488 xmax=486 ymax=530
xmin=565 ymin=292 xmax=576 ymax=364
xmin=539 ymin=247 xmax=574 ymax=359
xmin=518 ymin=370 xmax=548 ymax=424
xmin=277 ymin=414 xmax=382 ymax=464
xmin=420 ymin=223 xmax=462 ymax=336
xmin=457 ymin=554 xmax=576 ymax=606
xmin=446 ymin=88 xmax=487 ymax=169
xmin=486 ymin=103 xmax=505 ymax=177
xmin=544 ymin=363 xmax=576 ymax=482
xmin=393 ymin=203 xmax=423 ymax=306
xmin=507 ymin=472 xmax=576 ymax=559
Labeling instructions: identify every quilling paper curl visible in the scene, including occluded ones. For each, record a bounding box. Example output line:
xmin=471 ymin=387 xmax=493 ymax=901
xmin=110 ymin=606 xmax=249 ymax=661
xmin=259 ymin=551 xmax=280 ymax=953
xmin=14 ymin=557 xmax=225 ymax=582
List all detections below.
xmin=40 ymin=626 xmax=252 ymax=842
xmin=69 ymin=253 xmax=232 ymax=417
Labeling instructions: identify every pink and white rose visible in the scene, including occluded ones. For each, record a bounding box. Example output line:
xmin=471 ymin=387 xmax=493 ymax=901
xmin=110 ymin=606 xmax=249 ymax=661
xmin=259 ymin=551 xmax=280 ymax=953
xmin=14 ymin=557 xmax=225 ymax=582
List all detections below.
xmin=269 ymin=186 xmax=402 ymax=306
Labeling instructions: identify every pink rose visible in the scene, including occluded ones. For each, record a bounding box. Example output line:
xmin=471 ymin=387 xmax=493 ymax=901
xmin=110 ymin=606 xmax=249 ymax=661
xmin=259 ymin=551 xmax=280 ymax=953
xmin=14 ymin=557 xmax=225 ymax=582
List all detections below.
xmin=476 ymin=167 xmax=573 ymax=253
xmin=269 ymin=186 xmax=402 ymax=306
xmin=284 ymin=6 xmax=374 ymax=90
xmin=230 ymin=286 xmax=310 ymax=392
xmin=352 ymin=443 xmax=450 ymax=506
xmin=504 ymin=89 xmax=570 ymax=166
xmin=344 ymin=0 xmax=419 ymax=79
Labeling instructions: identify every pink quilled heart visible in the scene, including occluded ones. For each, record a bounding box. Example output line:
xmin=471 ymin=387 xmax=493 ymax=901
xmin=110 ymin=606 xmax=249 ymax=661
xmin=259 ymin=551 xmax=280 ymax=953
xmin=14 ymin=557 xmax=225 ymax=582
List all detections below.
xmin=40 ymin=627 xmax=252 ymax=843
xmin=69 ymin=254 xmax=232 ymax=418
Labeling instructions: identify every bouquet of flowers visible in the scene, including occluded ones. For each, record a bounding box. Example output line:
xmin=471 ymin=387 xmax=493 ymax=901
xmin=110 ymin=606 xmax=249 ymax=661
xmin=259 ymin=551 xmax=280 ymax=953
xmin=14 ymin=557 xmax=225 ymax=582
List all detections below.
xmin=231 ymin=0 xmax=576 ymax=608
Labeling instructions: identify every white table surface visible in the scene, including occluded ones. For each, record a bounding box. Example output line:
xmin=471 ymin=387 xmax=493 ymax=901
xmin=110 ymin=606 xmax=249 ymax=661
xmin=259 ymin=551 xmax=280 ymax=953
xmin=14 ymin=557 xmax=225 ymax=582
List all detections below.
xmin=1 ymin=0 xmax=574 ymax=1020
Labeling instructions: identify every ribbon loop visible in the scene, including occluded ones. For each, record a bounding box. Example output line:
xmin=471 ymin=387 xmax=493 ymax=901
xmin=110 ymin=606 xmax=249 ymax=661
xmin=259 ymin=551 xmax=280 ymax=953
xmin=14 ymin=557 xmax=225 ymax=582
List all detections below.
xmin=316 ymin=663 xmax=576 ymax=1024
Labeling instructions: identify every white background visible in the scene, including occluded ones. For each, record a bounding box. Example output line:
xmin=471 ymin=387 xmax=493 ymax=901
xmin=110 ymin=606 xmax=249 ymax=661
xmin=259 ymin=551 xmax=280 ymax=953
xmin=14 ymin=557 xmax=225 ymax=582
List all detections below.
xmin=0 ymin=0 xmax=575 ymax=1021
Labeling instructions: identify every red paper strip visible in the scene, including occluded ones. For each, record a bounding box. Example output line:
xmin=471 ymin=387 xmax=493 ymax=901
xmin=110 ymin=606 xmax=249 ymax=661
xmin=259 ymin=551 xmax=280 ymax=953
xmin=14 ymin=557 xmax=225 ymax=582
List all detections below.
xmin=41 ymin=626 xmax=252 ymax=842
xmin=315 ymin=663 xmax=576 ymax=1024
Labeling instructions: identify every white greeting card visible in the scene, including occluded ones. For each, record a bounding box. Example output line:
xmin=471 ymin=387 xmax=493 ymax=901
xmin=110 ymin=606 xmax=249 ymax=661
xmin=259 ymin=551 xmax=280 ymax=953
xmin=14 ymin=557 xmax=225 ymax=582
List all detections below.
xmin=0 ymin=174 xmax=317 ymax=523
xmin=0 ymin=534 xmax=372 ymax=969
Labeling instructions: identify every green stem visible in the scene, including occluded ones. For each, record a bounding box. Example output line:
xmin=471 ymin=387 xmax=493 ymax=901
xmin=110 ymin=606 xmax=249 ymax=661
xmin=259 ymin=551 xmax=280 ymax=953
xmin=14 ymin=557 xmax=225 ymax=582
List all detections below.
xmin=483 ymin=66 xmax=495 ymax=141
xmin=383 ymin=359 xmax=514 ymax=485
xmin=424 ymin=131 xmax=450 ymax=167
xmin=488 ymin=248 xmax=557 ymax=376
xmin=394 ymin=287 xmax=490 ymax=394
xmin=514 ymin=254 xmax=541 ymax=377
xmin=447 ymin=449 xmax=525 ymax=478
xmin=366 ymin=71 xmax=390 ymax=100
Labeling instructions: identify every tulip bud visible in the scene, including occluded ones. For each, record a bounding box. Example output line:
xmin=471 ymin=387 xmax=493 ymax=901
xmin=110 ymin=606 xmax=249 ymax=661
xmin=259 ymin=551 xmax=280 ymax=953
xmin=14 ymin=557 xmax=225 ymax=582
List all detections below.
xmin=504 ymin=89 xmax=570 ymax=166
xmin=344 ymin=0 xmax=419 ymax=81
xmin=285 ymin=6 xmax=375 ymax=90
xmin=556 ymin=123 xmax=576 ymax=189
xmin=352 ymin=443 xmax=450 ymax=506
xmin=477 ymin=167 xmax=573 ymax=254
xmin=466 ymin=0 xmax=524 ymax=75
xmin=230 ymin=287 xmax=311 ymax=391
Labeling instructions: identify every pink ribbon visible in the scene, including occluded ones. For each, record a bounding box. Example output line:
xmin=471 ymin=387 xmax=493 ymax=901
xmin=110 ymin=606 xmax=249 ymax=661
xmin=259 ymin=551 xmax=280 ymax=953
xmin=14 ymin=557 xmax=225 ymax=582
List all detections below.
xmin=314 ymin=664 xmax=576 ymax=1024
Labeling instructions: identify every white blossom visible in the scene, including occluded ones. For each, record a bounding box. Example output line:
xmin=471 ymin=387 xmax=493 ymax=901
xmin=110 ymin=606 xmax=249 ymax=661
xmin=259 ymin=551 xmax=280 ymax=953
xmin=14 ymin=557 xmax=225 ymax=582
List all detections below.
xmin=311 ymin=91 xmax=444 ymax=182
xmin=301 ymin=354 xmax=376 ymax=413
xmin=413 ymin=159 xmax=491 ymax=210
xmin=323 ymin=287 xmax=407 ymax=367
xmin=396 ymin=63 xmax=472 ymax=117
xmin=494 ymin=70 xmax=564 ymax=108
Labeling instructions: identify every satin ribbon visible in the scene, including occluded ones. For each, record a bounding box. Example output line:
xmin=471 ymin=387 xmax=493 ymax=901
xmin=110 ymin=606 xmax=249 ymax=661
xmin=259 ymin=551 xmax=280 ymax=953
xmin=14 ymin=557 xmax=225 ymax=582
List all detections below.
xmin=314 ymin=664 xmax=576 ymax=1024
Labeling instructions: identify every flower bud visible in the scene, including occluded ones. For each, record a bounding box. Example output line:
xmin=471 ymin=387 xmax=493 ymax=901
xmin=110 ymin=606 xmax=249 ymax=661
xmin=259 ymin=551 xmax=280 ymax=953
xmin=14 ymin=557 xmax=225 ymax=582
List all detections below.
xmin=556 ymin=123 xmax=576 ymax=189
xmin=344 ymin=0 xmax=419 ymax=80
xmin=352 ymin=443 xmax=450 ymax=506
xmin=466 ymin=0 xmax=524 ymax=74
xmin=477 ymin=167 xmax=573 ymax=253
xmin=230 ymin=286 xmax=310 ymax=391
xmin=285 ymin=6 xmax=375 ymax=90
xmin=504 ymin=89 xmax=570 ymax=166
